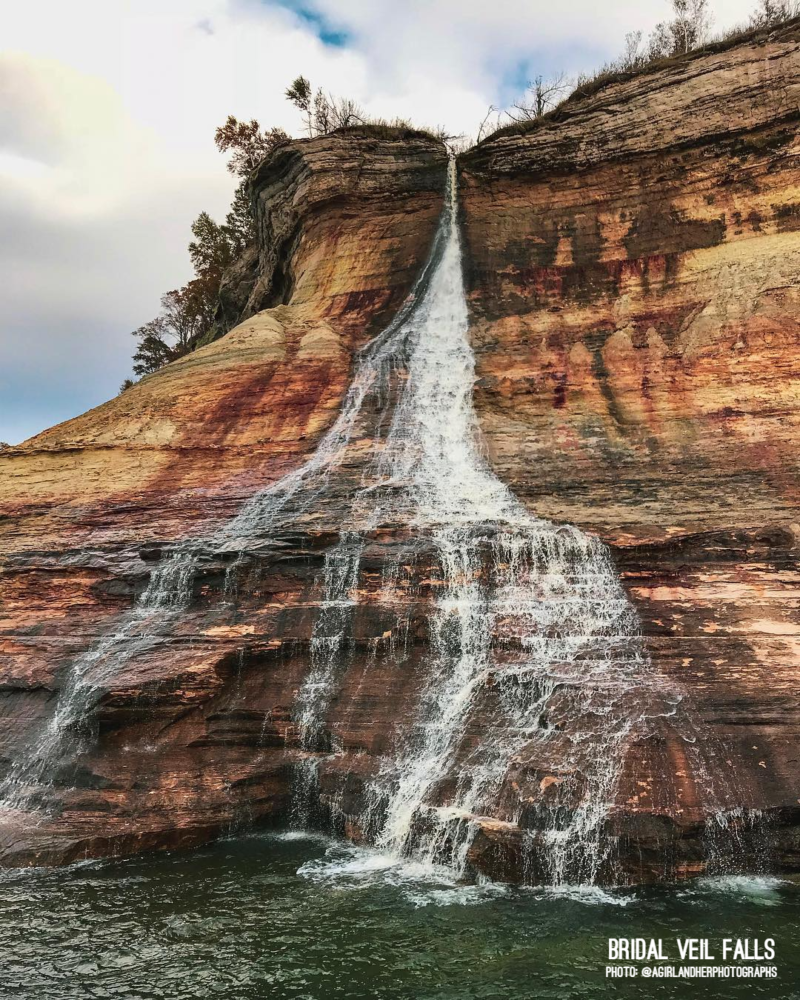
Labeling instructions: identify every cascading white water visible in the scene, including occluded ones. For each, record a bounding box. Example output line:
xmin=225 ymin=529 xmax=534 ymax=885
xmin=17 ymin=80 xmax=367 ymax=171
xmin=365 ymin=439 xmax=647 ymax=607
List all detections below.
xmin=306 ymin=160 xmax=681 ymax=882
xmin=273 ymin=158 xmax=685 ymax=882
xmin=2 ymin=158 xmax=713 ymax=883
xmin=295 ymin=532 xmax=364 ymax=751
xmin=0 ymin=548 xmax=196 ymax=812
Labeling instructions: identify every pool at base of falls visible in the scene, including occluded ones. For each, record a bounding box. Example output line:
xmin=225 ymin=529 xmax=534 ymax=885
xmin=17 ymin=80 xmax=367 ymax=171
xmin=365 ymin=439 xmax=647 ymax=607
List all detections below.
xmin=1 ymin=832 xmax=797 ymax=1000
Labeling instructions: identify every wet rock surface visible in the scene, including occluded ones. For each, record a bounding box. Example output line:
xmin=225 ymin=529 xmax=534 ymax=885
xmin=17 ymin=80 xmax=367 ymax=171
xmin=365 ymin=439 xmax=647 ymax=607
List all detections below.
xmin=1 ymin=39 xmax=799 ymax=881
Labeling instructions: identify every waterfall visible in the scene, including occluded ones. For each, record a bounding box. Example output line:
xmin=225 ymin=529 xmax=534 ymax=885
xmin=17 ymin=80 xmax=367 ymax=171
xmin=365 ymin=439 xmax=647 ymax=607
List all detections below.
xmin=290 ymin=159 xmax=680 ymax=883
xmin=2 ymin=159 xmax=706 ymax=884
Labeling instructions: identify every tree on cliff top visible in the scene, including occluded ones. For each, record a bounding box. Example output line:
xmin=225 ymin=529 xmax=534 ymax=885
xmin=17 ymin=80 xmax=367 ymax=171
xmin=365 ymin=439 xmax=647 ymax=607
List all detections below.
xmin=286 ymin=75 xmax=366 ymax=137
xmin=750 ymin=0 xmax=800 ymax=25
xmin=666 ymin=0 xmax=712 ymax=54
xmin=506 ymin=73 xmax=571 ymax=123
xmin=487 ymin=0 xmax=714 ymax=141
xmin=285 ymin=76 xmax=313 ymax=136
xmin=611 ymin=0 xmax=711 ymax=68
xmin=213 ymin=115 xmax=289 ymax=176
xmin=611 ymin=0 xmax=795 ymax=79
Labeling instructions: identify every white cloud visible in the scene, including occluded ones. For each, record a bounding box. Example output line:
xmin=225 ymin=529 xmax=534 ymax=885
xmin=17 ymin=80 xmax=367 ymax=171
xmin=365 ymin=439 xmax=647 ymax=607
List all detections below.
xmin=0 ymin=0 xmax=761 ymax=443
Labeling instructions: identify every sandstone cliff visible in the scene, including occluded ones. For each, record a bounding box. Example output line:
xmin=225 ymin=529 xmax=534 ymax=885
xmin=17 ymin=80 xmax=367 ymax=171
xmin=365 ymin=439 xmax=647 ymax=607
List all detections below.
xmin=0 ymin=131 xmax=448 ymax=864
xmin=0 ymin=33 xmax=798 ymax=880
xmin=460 ymin=22 xmax=800 ymax=874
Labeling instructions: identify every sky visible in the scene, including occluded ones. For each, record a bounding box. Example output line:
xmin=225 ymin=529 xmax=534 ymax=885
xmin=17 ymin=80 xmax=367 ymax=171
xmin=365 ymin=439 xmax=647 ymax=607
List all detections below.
xmin=0 ymin=0 xmax=757 ymax=444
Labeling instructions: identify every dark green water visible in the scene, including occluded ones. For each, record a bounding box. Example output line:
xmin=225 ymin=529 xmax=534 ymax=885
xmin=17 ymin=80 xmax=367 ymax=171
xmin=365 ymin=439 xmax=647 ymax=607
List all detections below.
xmin=1 ymin=832 xmax=798 ymax=1000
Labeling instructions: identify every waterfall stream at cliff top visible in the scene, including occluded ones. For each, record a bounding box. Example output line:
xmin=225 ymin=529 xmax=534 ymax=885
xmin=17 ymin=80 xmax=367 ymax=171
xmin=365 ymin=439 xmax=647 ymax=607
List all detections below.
xmin=1 ymin=159 xmax=710 ymax=884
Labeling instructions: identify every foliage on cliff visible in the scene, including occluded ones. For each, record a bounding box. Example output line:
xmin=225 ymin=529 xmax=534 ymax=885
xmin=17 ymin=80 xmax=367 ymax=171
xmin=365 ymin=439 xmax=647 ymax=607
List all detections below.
xmin=481 ymin=0 xmax=800 ymax=143
xmin=122 ymin=88 xmax=444 ymax=390
xmin=285 ymin=76 xmax=446 ymax=142
xmin=121 ymin=0 xmax=795 ymax=385
xmin=124 ymin=119 xmax=288 ymax=386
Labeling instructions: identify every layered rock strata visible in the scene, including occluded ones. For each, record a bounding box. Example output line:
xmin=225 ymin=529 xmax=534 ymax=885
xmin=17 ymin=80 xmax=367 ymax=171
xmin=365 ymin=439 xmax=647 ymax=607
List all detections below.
xmin=0 ymin=132 xmax=448 ymax=864
xmin=459 ymin=22 xmax=800 ymax=876
xmin=0 ymin=33 xmax=798 ymax=879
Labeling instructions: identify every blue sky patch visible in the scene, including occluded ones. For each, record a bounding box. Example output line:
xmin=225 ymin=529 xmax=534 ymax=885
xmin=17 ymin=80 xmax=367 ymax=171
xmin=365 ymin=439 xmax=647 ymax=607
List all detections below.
xmin=267 ymin=1 xmax=351 ymax=47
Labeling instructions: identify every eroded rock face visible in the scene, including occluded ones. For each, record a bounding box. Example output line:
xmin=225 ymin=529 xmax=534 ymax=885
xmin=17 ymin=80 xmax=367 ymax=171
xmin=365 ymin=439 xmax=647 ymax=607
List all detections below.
xmin=459 ymin=25 xmax=800 ymax=876
xmin=1 ymin=37 xmax=798 ymax=880
xmin=0 ymin=131 xmax=448 ymax=865
xmin=461 ymin=24 xmax=800 ymax=540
